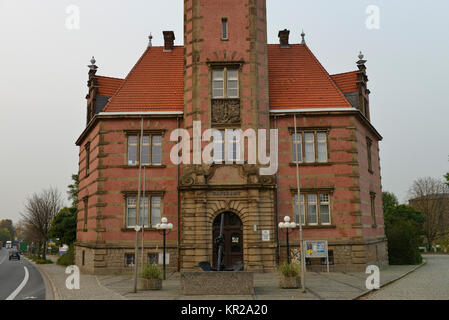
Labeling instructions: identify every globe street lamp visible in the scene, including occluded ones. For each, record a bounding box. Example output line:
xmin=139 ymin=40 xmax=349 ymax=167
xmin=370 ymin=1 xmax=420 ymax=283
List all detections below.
xmin=278 ymin=216 xmax=297 ymax=264
xmin=156 ymin=217 xmax=173 ymax=280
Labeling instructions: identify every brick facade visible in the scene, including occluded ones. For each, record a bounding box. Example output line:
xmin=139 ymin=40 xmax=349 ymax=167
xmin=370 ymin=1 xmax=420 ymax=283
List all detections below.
xmin=74 ymin=0 xmax=388 ymax=274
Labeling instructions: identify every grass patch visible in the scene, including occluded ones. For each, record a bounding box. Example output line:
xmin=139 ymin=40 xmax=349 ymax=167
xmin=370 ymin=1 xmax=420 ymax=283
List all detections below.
xmin=25 ymin=255 xmax=53 ymax=264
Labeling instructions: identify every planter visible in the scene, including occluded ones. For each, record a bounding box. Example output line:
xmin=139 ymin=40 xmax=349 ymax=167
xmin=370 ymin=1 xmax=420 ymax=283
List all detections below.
xmin=280 ymin=275 xmax=300 ymax=289
xmin=140 ymin=278 xmax=162 ymax=291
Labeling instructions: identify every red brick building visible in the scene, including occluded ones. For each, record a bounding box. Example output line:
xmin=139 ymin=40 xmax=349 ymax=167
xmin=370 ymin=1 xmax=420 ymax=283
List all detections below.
xmin=75 ymin=0 xmax=387 ymax=274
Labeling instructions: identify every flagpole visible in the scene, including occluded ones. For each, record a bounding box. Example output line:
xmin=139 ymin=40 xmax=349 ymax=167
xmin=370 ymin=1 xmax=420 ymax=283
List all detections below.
xmin=141 ymin=166 xmax=146 ymax=272
xmin=294 ymin=113 xmax=306 ymax=293
xmin=133 ymin=117 xmax=144 ymax=293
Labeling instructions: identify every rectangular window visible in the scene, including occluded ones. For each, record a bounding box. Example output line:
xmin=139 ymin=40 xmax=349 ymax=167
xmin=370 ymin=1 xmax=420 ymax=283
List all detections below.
xmin=317 ymin=132 xmax=328 ymax=163
xmin=141 ymin=136 xmax=150 ymax=165
xmin=212 ymin=70 xmax=225 ymax=98
xmin=292 ymin=133 xmax=302 ymax=163
xmin=83 ymin=197 xmax=88 ymax=232
xmin=304 ymin=133 xmax=315 ymax=163
xmin=320 ymin=194 xmax=330 ymax=225
xmin=291 ymin=131 xmax=328 ymax=164
xmin=127 ymin=134 xmax=163 ymax=166
xmin=151 ymin=196 xmax=162 ymax=228
xmin=128 ymin=135 xmax=138 ymax=166
xmin=226 ymin=69 xmax=239 ymax=98
xmin=222 ymin=18 xmax=228 ymax=40
xmin=370 ymin=192 xmax=376 ymax=227
xmin=126 ymin=196 xmax=149 ymax=228
xmin=85 ymin=143 xmax=91 ymax=176
xmin=213 ymin=130 xmax=225 ymax=163
xmin=307 ymin=194 xmax=318 ymax=225
xmin=294 ymin=192 xmax=332 ymax=226
xmin=152 ymin=135 xmax=162 ymax=165
xmin=212 ymin=68 xmax=239 ymax=99
xmin=125 ymin=253 xmax=135 ymax=267
xmin=148 ymin=253 xmax=158 ymax=265
xmin=126 ymin=197 xmax=137 ymax=228
xmin=367 ymin=137 xmax=373 ymax=173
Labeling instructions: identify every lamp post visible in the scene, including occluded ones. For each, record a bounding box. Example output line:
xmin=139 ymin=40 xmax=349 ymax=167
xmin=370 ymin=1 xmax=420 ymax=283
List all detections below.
xmin=278 ymin=216 xmax=297 ymax=264
xmin=155 ymin=217 xmax=173 ymax=280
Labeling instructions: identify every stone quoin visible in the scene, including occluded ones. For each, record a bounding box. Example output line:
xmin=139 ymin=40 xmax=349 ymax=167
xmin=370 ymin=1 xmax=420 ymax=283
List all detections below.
xmin=75 ymin=0 xmax=388 ymax=274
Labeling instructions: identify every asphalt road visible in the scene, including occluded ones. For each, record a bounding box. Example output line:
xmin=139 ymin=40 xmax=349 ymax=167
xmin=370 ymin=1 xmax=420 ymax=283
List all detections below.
xmin=0 ymin=248 xmax=46 ymax=300
xmin=368 ymin=254 xmax=449 ymax=300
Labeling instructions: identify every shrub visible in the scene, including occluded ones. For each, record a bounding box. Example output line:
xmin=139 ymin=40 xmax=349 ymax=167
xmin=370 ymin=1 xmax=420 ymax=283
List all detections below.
xmin=140 ymin=264 xmax=163 ymax=280
xmin=57 ymin=244 xmax=74 ymax=266
xmin=385 ymin=204 xmax=424 ymax=265
xmin=279 ymin=262 xmax=300 ymax=277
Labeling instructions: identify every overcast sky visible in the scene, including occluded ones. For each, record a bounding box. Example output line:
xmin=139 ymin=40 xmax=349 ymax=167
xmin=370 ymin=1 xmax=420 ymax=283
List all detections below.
xmin=1 ymin=0 xmax=448 ymax=223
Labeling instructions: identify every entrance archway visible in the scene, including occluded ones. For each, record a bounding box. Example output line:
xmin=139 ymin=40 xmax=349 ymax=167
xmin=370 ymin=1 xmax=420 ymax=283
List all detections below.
xmin=212 ymin=212 xmax=243 ymax=269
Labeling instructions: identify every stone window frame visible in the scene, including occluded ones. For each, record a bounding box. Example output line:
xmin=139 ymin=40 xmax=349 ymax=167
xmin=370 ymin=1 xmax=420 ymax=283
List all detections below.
xmin=122 ymin=191 xmax=165 ymax=230
xmin=221 ymin=17 xmax=229 ymax=40
xmin=83 ymin=196 xmax=88 ymax=232
xmin=366 ymin=136 xmax=373 ymax=174
xmin=124 ymin=130 xmax=166 ymax=167
xmin=290 ymin=188 xmax=335 ymax=228
xmin=209 ymin=62 xmax=243 ymax=100
xmin=288 ymin=127 xmax=330 ymax=165
xmin=370 ymin=192 xmax=377 ymax=228
xmin=84 ymin=142 xmax=91 ymax=177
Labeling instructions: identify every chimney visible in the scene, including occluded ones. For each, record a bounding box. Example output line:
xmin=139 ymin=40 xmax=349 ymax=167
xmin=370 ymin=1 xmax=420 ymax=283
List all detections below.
xmin=278 ymin=29 xmax=290 ymax=48
xmin=163 ymin=31 xmax=175 ymax=52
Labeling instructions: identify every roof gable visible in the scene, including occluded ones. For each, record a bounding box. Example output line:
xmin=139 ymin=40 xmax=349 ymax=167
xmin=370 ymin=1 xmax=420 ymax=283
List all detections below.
xmin=103 ymin=46 xmax=184 ymax=112
xmin=267 ymin=44 xmax=352 ymax=109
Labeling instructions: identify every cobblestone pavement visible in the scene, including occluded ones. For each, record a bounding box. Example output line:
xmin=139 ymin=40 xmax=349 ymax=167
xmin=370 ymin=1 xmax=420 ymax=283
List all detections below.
xmin=367 ymin=254 xmax=449 ymax=300
xmin=33 ymin=256 xmax=427 ymax=300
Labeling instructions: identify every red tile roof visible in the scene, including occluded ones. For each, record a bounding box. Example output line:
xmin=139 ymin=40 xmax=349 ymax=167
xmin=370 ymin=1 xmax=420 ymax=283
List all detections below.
xmin=102 ymin=44 xmax=354 ymax=112
xmin=331 ymin=71 xmax=359 ymax=93
xmin=97 ymin=76 xmax=123 ymax=97
xmin=267 ymin=44 xmax=351 ymax=109
xmin=103 ymin=46 xmax=184 ymax=112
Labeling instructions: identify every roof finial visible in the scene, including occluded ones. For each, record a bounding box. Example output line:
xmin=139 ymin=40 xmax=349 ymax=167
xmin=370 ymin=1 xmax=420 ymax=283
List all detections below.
xmin=88 ymin=56 xmax=97 ymax=71
xmin=301 ymin=30 xmax=306 ymax=44
xmin=148 ymin=33 xmax=153 ymax=48
xmin=357 ymin=51 xmax=367 ymax=66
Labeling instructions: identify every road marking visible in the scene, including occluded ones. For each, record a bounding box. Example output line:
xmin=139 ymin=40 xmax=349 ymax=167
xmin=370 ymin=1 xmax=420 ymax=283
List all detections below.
xmin=0 ymin=254 xmax=6 ymax=265
xmin=6 ymin=266 xmax=29 ymax=300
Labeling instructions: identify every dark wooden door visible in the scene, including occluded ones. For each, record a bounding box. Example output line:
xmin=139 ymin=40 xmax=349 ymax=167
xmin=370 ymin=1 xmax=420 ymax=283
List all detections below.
xmin=212 ymin=212 xmax=243 ymax=268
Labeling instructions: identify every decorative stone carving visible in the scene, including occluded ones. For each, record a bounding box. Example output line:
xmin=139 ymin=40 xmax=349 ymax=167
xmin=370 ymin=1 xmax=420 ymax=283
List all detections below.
xmin=211 ymin=99 xmax=240 ymax=124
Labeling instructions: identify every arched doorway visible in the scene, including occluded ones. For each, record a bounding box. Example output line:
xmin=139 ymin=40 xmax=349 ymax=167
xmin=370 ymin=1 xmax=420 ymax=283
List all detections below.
xmin=212 ymin=212 xmax=243 ymax=269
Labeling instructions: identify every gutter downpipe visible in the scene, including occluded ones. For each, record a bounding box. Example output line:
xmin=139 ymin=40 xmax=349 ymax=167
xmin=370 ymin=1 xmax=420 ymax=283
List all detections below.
xmin=274 ymin=115 xmax=280 ymax=264
xmin=176 ymin=116 xmax=181 ymax=272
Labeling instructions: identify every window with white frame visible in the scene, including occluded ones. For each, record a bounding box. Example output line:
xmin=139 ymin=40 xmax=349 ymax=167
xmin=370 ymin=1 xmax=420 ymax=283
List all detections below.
xmin=126 ymin=196 xmax=149 ymax=228
xmin=213 ymin=130 xmax=239 ymax=163
xmin=293 ymin=192 xmax=332 ymax=226
xmin=127 ymin=134 xmax=163 ymax=166
xmin=291 ymin=131 xmax=328 ymax=164
xmin=150 ymin=196 xmax=162 ymax=228
xmin=212 ymin=68 xmax=239 ymax=99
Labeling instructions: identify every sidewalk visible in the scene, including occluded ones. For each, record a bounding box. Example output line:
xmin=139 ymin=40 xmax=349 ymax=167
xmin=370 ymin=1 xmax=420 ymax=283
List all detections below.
xmin=34 ymin=259 xmax=426 ymax=300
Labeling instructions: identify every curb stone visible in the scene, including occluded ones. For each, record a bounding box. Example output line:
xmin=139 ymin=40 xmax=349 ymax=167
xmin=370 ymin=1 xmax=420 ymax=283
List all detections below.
xmin=354 ymin=259 xmax=427 ymax=300
xmin=25 ymin=257 xmax=61 ymax=300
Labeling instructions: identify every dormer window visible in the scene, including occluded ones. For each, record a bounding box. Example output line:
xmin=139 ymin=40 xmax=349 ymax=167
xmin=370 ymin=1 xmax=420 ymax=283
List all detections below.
xmin=212 ymin=68 xmax=239 ymax=99
xmin=222 ymin=18 xmax=228 ymax=40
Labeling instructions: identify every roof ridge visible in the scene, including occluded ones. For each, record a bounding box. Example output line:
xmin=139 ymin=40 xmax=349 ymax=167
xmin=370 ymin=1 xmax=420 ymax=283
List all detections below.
xmin=103 ymin=47 xmax=152 ymax=112
xmin=96 ymin=75 xmax=124 ymax=81
xmin=303 ymin=45 xmax=352 ymax=108
xmin=331 ymin=70 xmax=359 ymax=77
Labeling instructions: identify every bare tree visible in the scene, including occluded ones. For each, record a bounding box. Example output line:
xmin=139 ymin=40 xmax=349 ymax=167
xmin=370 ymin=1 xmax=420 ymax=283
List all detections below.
xmin=409 ymin=177 xmax=449 ymax=249
xmin=21 ymin=188 xmax=63 ymax=260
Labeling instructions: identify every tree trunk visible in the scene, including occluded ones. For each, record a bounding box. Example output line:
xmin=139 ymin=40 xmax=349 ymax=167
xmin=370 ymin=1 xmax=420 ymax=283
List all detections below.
xmin=37 ymin=241 xmax=42 ymax=259
xmin=42 ymin=240 xmax=47 ymax=260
